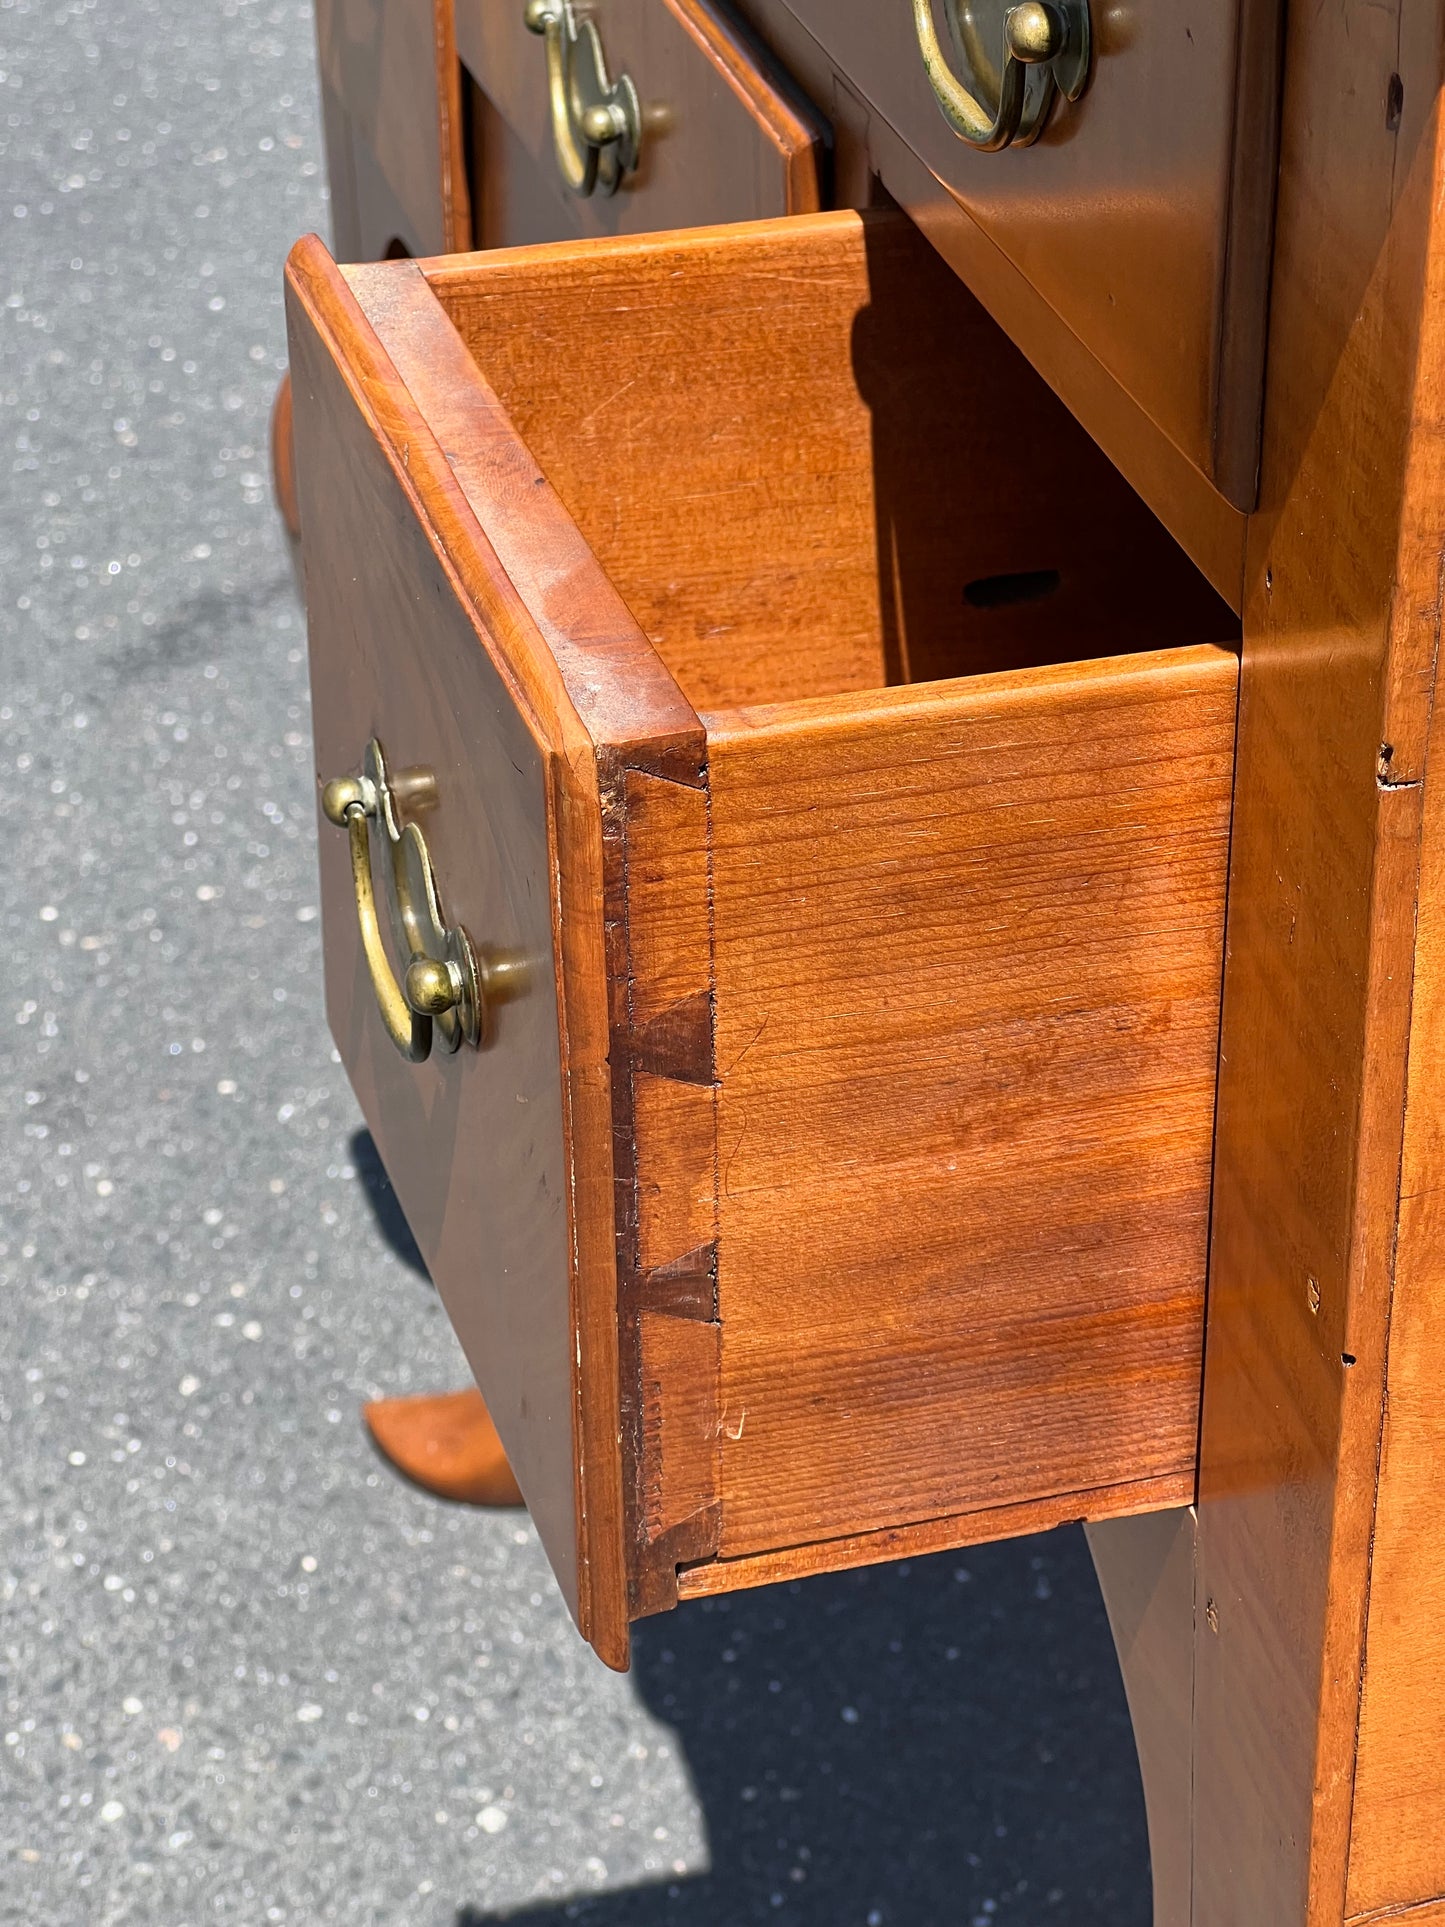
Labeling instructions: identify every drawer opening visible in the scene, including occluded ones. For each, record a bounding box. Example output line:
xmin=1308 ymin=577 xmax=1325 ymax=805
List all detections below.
xmin=425 ymin=207 xmax=1240 ymax=716
xmin=289 ymin=210 xmax=1239 ymax=1657
xmin=416 ymin=212 xmax=1237 ymax=1597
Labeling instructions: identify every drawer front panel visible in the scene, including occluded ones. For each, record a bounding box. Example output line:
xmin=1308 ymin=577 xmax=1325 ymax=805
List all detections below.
xmin=315 ymin=0 xmax=470 ymax=258
xmin=775 ymin=0 xmax=1281 ymax=505
xmin=456 ymin=0 xmax=824 ymax=246
xmin=286 ymin=264 xmax=584 ymax=1627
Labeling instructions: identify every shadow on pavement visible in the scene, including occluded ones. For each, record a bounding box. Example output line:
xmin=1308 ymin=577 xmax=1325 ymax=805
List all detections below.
xmin=351 ymin=1127 xmax=430 ymax=1278
xmin=457 ymin=1531 xmax=1150 ymax=1927
xmin=346 ymin=1131 xmax=1150 ymax=1922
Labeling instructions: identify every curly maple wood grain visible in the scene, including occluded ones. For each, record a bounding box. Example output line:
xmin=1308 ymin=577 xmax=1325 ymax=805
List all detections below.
xmin=1342 ymin=77 xmax=1445 ymax=1908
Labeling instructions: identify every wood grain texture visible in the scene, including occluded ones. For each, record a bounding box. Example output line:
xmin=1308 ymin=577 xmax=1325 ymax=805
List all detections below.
xmin=285 ymin=254 xmax=578 ymax=1612
xmin=1350 ymin=1906 xmax=1445 ymax=1927
xmin=730 ymin=0 xmax=1251 ymax=608
xmin=1192 ymin=7 xmax=1445 ymax=1923
xmin=426 ymin=211 xmax=1236 ymax=713
xmin=762 ymin=0 xmax=1279 ymax=508
xmin=621 ymin=771 xmax=713 ymax=1082
xmin=634 ymin=1074 xmax=716 ymax=1288
xmin=457 ymin=0 xmax=823 ymax=251
xmin=607 ymin=765 xmax=720 ymax=1617
xmin=431 ymin=0 xmax=471 ymax=252
xmin=704 ymin=645 xmax=1237 ymax=1555
xmin=314 ymin=0 xmax=468 ymax=260
xmin=1348 ymin=838 xmax=1445 ymax=1915
xmin=676 ymin=1472 xmax=1194 ymax=1600
xmin=285 ymin=238 xmax=636 ymax=1668
xmin=297 ymin=212 xmax=1244 ymax=1652
xmin=1344 ymin=88 xmax=1445 ymax=1906
xmin=348 ymin=255 xmax=753 ymax=1653
xmin=291 ymin=4 xmax=1445 ymax=1902
xmin=326 ymin=239 xmax=727 ymax=1642
xmin=343 ymin=257 xmax=702 ymax=773
xmin=639 ymin=1310 xmax=721 ymax=1545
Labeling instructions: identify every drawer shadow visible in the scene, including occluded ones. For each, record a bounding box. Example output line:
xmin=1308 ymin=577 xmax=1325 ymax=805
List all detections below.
xmin=456 ymin=1531 xmax=1149 ymax=1926
xmin=352 ymin=1127 xmax=430 ymax=1280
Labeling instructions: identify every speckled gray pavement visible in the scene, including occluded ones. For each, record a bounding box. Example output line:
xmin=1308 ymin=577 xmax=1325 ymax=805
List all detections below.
xmin=0 ymin=4 xmax=1153 ymax=1923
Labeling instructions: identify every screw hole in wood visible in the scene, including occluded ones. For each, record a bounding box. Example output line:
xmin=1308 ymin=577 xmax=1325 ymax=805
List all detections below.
xmin=963 ymin=568 xmax=1063 ymax=611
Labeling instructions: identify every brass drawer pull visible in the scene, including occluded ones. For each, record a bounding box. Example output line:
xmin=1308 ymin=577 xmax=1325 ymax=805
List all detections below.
xmin=321 ymin=739 xmax=485 ymax=1063
xmin=523 ymin=0 xmax=641 ymax=198
xmin=912 ymin=0 xmax=1090 ymax=151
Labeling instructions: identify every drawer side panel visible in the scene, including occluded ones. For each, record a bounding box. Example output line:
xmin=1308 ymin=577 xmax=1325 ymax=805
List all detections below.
xmin=703 ymin=644 xmax=1238 ymax=1556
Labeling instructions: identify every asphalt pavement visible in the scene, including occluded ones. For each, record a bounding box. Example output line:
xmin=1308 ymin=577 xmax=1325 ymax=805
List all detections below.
xmin=0 ymin=3 xmax=1152 ymax=1921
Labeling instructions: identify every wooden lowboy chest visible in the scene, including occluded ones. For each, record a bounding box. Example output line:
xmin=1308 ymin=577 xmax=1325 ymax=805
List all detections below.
xmin=288 ymin=6 xmax=1445 ymax=1924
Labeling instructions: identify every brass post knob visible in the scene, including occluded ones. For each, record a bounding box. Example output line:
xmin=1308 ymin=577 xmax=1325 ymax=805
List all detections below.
xmin=321 ymin=774 xmax=373 ymax=824
xmin=912 ymin=0 xmax=1091 ymax=152
xmin=404 ymin=957 xmax=464 ymax=1019
xmin=320 ymin=741 xmax=483 ymax=1062
xmin=524 ymin=0 xmax=641 ymax=197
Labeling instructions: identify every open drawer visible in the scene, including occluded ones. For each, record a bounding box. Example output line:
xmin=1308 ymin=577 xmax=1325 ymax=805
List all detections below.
xmin=285 ymin=209 xmax=1238 ymax=1670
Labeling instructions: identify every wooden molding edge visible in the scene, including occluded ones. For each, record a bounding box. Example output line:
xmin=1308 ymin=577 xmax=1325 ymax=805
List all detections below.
xmin=432 ymin=0 xmax=472 ymax=252
xmin=674 ymin=1471 xmax=1195 ymax=1603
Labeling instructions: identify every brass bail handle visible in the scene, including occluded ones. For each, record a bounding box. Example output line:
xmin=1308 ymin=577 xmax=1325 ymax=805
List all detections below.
xmin=913 ymin=0 xmax=1091 ymax=152
xmin=321 ymin=740 xmax=483 ymax=1065
xmin=523 ymin=0 xmax=641 ymax=198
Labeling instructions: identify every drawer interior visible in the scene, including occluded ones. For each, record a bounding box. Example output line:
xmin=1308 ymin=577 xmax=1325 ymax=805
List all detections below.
xmin=424 ymin=208 xmax=1240 ymax=713
xmin=420 ymin=212 xmax=1239 ymax=1601
xmin=291 ymin=210 xmax=1239 ymax=1658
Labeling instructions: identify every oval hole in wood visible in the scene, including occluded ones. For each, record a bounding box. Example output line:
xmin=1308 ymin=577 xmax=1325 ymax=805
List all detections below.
xmin=963 ymin=568 xmax=1063 ymax=611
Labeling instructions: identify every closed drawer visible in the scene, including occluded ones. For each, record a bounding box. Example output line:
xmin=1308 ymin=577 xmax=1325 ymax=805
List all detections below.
xmin=314 ymin=0 xmax=471 ymax=260
xmin=456 ymin=0 xmax=825 ymax=245
xmin=770 ymin=0 xmax=1282 ymax=509
xmin=285 ymin=209 xmax=1238 ymax=1669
